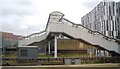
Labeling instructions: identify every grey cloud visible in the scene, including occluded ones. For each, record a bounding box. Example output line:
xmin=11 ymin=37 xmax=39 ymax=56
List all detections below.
xmin=1 ymin=14 xmax=45 ymax=36
xmin=81 ymin=1 xmax=101 ymax=9
xmin=2 ymin=8 xmax=32 ymax=16
xmin=1 ymin=0 xmax=37 ymax=36
xmin=2 ymin=22 xmax=45 ymax=36
xmin=2 ymin=15 xmax=26 ymax=35
xmin=81 ymin=0 xmax=119 ymax=9
xmin=1 ymin=1 xmax=34 ymax=16
xmin=0 ymin=0 xmax=32 ymax=4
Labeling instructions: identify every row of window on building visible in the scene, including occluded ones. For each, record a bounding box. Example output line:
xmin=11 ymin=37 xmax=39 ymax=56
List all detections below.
xmin=81 ymin=1 xmax=120 ymax=39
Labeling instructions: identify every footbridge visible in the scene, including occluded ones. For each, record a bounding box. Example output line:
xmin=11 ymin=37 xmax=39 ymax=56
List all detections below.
xmin=19 ymin=11 xmax=120 ymax=58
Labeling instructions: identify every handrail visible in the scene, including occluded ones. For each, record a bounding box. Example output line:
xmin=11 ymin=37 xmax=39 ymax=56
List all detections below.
xmin=21 ymin=15 xmax=120 ymax=44
xmin=23 ymin=30 xmax=46 ymax=39
xmin=62 ymin=18 xmax=120 ymax=44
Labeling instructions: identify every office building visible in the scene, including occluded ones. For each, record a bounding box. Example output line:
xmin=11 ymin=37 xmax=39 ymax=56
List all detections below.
xmin=81 ymin=0 xmax=120 ymax=39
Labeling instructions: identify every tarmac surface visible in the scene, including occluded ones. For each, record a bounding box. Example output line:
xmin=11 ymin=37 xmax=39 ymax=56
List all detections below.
xmin=2 ymin=63 xmax=120 ymax=69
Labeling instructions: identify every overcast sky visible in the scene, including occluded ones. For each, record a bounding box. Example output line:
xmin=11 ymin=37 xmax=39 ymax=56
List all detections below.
xmin=0 ymin=0 xmax=119 ymax=36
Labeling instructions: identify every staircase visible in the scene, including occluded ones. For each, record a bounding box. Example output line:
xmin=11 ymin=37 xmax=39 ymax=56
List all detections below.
xmin=19 ymin=11 xmax=120 ymax=55
xmin=47 ymin=18 xmax=120 ymax=54
xmin=19 ymin=30 xmax=46 ymax=46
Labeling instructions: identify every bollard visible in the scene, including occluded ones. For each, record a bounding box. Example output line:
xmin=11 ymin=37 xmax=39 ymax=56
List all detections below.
xmin=64 ymin=58 xmax=71 ymax=65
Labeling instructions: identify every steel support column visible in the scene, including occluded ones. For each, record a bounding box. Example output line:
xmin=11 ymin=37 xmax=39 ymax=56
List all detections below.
xmin=54 ymin=35 xmax=57 ymax=58
xmin=48 ymin=41 xmax=51 ymax=54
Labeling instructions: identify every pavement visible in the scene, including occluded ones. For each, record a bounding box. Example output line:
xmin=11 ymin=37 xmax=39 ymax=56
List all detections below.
xmin=1 ymin=63 xmax=120 ymax=69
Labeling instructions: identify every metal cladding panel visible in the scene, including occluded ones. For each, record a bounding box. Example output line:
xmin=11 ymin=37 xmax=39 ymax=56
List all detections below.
xmin=27 ymin=48 xmax=38 ymax=59
xmin=18 ymin=46 xmax=38 ymax=59
xmin=81 ymin=1 xmax=120 ymax=39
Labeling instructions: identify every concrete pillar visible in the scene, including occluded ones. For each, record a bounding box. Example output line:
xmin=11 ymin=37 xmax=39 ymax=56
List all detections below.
xmin=54 ymin=35 xmax=57 ymax=58
xmin=96 ymin=49 xmax=98 ymax=57
xmin=99 ymin=50 xmax=104 ymax=57
xmin=45 ymin=45 xmax=47 ymax=54
xmin=18 ymin=48 xmax=21 ymax=58
xmin=90 ymin=51 xmax=92 ymax=58
xmin=89 ymin=49 xmax=92 ymax=58
xmin=48 ymin=41 xmax=51 ymax=54
xmin=99 ymin=50 xmax=101 ymax=57
xmin=97 ymin=50 xmax=100 ymax=57
xmin=2 ymin=45 xmax=5 ymax=56
xmin=101 ymin=50 xmax=104 ymax=57
xmin=106 ymin=51 xmax=109 ymax=57
xmin=103 ymin=50 xmax=106 ymax=57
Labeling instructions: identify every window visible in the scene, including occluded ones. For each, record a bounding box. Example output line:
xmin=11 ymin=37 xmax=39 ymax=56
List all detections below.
xmin=116 ymin=9 xmax=118 ymax=13
xmin=109 ymin=6 xmax=111 ymax=15
xmin=106 ymin=20 xmax=108 ymax=31
xmin=117 ymin=18 xmax=119 ymax=23
xmin=104 ymin=2 xmax=105 ymax=6
xmin=119 ymin=8 xmax=120 ymax=15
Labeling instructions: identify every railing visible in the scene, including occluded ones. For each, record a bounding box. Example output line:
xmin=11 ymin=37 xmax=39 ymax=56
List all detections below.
xmin=23 ymin=30 xmax=46 ymax=39
xmin=61 ymin=18 xmax=120 ymax=44
xmin=21 ymin=17 xmax=120 ymax=44
xmin=2 ymin=57 xmax=120 ymax=66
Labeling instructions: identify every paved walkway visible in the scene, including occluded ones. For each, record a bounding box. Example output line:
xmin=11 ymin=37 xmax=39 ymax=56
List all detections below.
xmin=2 ymin=63 xmax=120 ymax=67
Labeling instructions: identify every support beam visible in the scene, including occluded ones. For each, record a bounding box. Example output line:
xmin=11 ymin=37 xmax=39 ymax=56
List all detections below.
xmin=97 ymin=50 xmax=100 ymax=57
xmin=103 ymin=50 xmax=106 ymax=57
xmin=90 ymin=51 xmax=92 ymax=58
xmin=44 ymin=45 xmax=46 ymax=54
xmin=98 ymin=50 xmax=101 ymax=57
xmin=48 ymin=41 xmax=51 ymax=54
xmin=96 ymin=49 xmax=98 ymax=57
xmin=106 ymin=51 xmax=109 ymax=57
xmin=89 ymin=49 xmax=92 ymax=58
xmin=54 ymin=35 xmax=57 ymax=58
